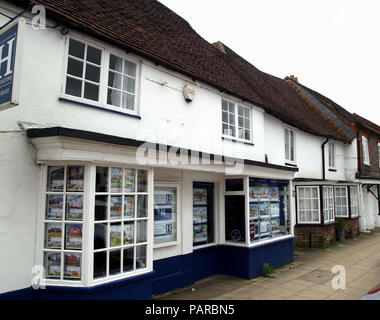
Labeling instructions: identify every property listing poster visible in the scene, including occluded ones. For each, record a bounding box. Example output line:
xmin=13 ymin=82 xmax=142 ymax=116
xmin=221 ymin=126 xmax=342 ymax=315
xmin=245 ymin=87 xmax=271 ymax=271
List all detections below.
xmin=110 ymin=196 xmax=122 ymax=219
xmin=110 ymin=224 xmax=122 ymax=247
xmin=66 ymin=195 xmax=83 ymax=221
xmin=124 ymin=169 xmax=135 ymax=193
xmin=46 ymin=252 xmax=61 ymax=278
xmin=65 ymin=224 xmax=82 ymax=250
xmin=46 ymin=223 xmax=62 ymax=249
xmin=66 ymin=166 xmax=84 ymax=192
xmin=48 ymin=166 xmax=64 ymax=192
xmin=64 ymin=253 xmax=81 ymax=279
xmin=110 ymin=168 xmax=123 ymax=192
xmin=46 ymin=195 xmax=63 ymax=220
xmin=193 ymin=224 xmax=207 ymax=243
xmin=123 ymin=223 xmax=134 ymax=245
xmin=124 ymin=195 xmax=135 ymax=218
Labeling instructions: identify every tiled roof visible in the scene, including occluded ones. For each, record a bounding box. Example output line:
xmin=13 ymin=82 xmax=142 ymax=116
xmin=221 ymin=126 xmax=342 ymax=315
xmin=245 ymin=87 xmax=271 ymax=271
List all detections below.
xmin=13 ymin=0 xmax=352 ymax=142
xmin=353 ymin=113 xmax=380 ymax=136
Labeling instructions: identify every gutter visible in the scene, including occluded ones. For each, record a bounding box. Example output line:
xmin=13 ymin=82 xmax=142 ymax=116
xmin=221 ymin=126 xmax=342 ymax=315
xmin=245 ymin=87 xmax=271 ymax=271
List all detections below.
xmin=321 ymin=137 xmax=329 ymax=180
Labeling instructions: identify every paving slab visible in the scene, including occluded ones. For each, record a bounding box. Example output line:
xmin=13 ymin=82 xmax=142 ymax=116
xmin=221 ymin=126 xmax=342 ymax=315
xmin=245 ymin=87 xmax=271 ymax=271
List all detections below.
xmin=154 ymin=228 xmax=380 ymax=301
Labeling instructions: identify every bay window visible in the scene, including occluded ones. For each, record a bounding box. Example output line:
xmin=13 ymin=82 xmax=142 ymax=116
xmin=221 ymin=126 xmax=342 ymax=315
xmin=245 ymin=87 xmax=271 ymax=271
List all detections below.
xmin=296 ymin=186 xmax=320 ymax=223
xmin=41 ymin=164 xmax=152 ymax=287
xmin=64 ymin=37 xmax=139 ymax=114
xmin=222 ymin=99 xmax=251 ymax=141
xmin=334 ymin=186 xmax=349 ymax=217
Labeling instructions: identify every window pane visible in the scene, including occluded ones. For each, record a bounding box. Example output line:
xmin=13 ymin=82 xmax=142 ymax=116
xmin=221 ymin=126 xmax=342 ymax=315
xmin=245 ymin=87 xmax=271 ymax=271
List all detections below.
xmin=124 ymin=222 xmax=134 ymax=245
xmin=109 ymin=250 xmax=121 ymax=275
xmin=85 ymin=64 xmax=100 ymax=83
xmin=226 ymin=179 xmax=244 ymax=192
xmin=66 ymin=195 xmax=83 ymax=221
xmin=123 ymin=76 xmax=135 ymax=93
xmin=110 ymin=196 xmax=122 ymax=220
xmin=94 ymin=223 xmax=107 ymax=250
xmin=69 ymin=39 xmax=85 ymax=59
xmin=47 ymin=166 xmax=64 ymax=192
xmin=95 ymin=196 xmax=108 ymax=221
xmin=67 ymin=58 xmax=83 ymax=78
xmin=124 ymin=196 xmax=135 ymax=219
xmin=137 ymin=220 xmax=147 ymax=243
xmin=110 ymin=223 xmax=122 ymax=247
xmin=65 ymin=224 xmax=82 ymax=250
xmin=45 ymin=223 xmax=62 ymax=249
xmin=137 ymin=195 xmax=148 ymax=218
xmin=86 ymin=46 xmax=101 ymax=65
xmin=122 ymin=93 xmax=135 ymax=110
xmin=107 ymin=88 xmax=121 ymax=107
xmin=108 ymin=71 xmax=122 ymax=89
xmin=124 ymin=169 xmax=135 ymax=193
xmin=45 ymin=252 xmax=61 ymax=279
xmin=64 ymin=253 xmax=81 ymax=280
xmin=96 ymin=167 xmax=108 ymax=192
xmin=67 ymin=166 xmax=84 ymax=192
xmin=136 ymin=245 xmax=147 ymax=269
xmin=46 ymin=195 xmax=64 ymax=220
xmin=84 ymin=82 xmax=99 ymax=101
xmin=109 ymin=54 xmax=123 ymax=72
xmin=110 ymin=168 xmax=123 ymax=192
xmin=65 ymin=77 xmax=82 ymax=97
xmin=123 ymin=247 xmax=134 ymax=272
xmin=222 ymin=111 xmax=228 ymax=123
xmin=124 ymin=60 xmax=137 ymax=77
xmin=94 ymin=251 xmax=107 ymax=279
xmin=137 ymin=170 xmax=148 ymax=193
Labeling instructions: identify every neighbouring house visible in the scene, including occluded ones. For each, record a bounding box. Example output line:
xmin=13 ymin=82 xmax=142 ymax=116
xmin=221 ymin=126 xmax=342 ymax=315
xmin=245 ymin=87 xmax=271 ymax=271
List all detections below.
xmin=0 ymin=0 xmax=376 ymax=300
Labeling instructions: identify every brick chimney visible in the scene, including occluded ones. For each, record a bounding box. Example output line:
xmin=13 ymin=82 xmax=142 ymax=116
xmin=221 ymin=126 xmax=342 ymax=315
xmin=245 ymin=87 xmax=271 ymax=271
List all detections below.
xmin=289 ymin=75 xmax=298 ymax=83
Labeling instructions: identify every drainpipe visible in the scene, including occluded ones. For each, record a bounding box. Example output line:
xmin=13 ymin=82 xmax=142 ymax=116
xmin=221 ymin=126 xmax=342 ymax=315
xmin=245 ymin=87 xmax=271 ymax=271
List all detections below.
xmin=321 ymin=137 xmax=329 ymax=181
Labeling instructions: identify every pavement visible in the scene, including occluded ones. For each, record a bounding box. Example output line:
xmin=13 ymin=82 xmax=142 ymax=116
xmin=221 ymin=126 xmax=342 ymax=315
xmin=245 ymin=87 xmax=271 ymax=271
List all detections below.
xmin=154 ymin=228 xmax=380 ymax=300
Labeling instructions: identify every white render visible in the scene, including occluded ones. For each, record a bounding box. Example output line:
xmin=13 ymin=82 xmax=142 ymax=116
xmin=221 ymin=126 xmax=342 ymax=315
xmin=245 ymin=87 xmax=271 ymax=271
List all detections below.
xmin=0 ymin=1 xmax=373 ymax=295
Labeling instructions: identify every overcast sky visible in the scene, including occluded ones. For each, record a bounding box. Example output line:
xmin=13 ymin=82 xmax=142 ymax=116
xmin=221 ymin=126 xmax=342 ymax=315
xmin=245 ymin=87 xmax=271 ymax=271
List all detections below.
xmin=158 ymin=0 xmax=380 ymax=125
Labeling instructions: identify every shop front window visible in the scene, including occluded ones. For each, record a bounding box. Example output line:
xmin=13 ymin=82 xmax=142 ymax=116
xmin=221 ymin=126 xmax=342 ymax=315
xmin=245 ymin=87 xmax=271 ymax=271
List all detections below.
xmin=350 ymin=186 xmax=359 ymax=218
xmin=44 ymin=166 xmax=84 ymax=281
xmin=249 ymin=179 xmax=290 ymax=243
xmin=41 ymin=165 xmax=151 ymax=286
xmin=323 ymin=186 xmax=335 ymax=224
xmin=154 ymin=186 xmax=178 ymax=245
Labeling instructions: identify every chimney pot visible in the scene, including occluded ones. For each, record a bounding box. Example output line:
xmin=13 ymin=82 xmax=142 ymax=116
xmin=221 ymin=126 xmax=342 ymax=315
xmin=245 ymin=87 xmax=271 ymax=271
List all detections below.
xmin=290 ymin=75 xmax=298 ymax=83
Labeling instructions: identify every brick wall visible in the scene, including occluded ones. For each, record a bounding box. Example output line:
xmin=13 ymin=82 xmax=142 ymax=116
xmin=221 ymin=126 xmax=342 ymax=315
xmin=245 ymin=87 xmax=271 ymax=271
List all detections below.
xmin=343 ymin=217 xmax=360 ymax=238
xmin=294 ymin=224 xmax=336 ymax=248
xmin=294 ymin=218 xmax=360 ymax=248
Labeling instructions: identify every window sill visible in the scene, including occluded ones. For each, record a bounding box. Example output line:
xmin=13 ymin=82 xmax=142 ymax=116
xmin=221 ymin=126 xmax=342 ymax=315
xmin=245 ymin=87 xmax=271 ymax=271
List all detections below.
xmin=59 ymin=97 xmax=142 ymax=120
xmin=222 ymin=136 xmax=254 ymax=146
xmin=153 ymin=241 xmax=178 ymax=249
xmin=285 ymin=162 xmax=298 ymax=168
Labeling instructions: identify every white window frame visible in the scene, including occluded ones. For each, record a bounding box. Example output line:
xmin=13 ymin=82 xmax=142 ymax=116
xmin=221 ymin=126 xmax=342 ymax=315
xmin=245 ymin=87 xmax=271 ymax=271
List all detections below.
xmin=334 ymin=186 xmax=349 ymax=218
xmin=322 ymin=186 xmax=335 ymax=224
xmin=328 ymin=142 xmax=336 ymax=169
xmin=296 ymin=186 xmax=320 ymax=224
xmin=285 ymin=128 xmax=296 ymax=163
xmin=61 ymin=34 xmax=141 ymax=116
xmin=350 ymin=186 xmax=360 ymax=218
xmin=362 ymin=136 xmax=370 ymax=166
xmin=221 ymin=98 xmax=252 ymax=143
xmin=37 ymin=163 xmax=153 ymax=288
xmin=378 ymin=142 xmax=380 ymax=168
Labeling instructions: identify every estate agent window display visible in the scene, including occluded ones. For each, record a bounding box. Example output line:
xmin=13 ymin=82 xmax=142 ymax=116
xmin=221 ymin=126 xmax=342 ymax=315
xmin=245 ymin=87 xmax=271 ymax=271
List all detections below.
xmin=38 ymin=164 xmax=153 ymax=287
xmin=224 ymin=177 xmax=291 ymax=246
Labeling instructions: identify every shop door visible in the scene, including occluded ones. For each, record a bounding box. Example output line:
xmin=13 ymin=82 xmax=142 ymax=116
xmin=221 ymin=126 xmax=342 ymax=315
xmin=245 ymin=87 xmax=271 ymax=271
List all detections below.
xmin=225 ymin=195 xmax=246 ymax=243
xmin=192 ymin=182 xmax=215 ymax=246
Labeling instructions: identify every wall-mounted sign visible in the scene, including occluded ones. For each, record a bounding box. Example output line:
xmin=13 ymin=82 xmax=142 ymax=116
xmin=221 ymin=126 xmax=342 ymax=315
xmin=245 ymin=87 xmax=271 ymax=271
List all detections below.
xmin=182 ymin=84 xmax=195 ymax=103
xmin=0 ymin=19 xmax=24 ymax=111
